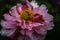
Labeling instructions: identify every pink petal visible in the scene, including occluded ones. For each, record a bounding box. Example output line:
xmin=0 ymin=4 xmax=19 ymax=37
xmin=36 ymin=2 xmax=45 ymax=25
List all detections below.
xmin=9 ymin=6 xmax=20 ymax=19
xmin=20 ymin=28 xmax=33 ymax=36
xmin=38 ymin=4 xmax=48 ymax=16
xmin=34 ymin=26 xmax=47 ymax=35
xmin=28 ymin=31 xmax=46 ymax=40
xmin=21 ymin=20 xmax=32 ymax=30
xmin=3 ymin=14 xmax=16 ymax=21
xmin=33 ymin=8 xmax=39 ymax=14
xmin=38 ymin=4 xmax=54 ymax=30
xmin=20 ymin=28 xmax=46 ymax=40
xmin=21 ymin=20 xmax=27 ymax=29
xmin=30 ymin=1 xmax=39 ymax=8
xmin=9 ymin=28 xmax=20 ymax=40
xmin=29 ymin=22 xmax=44 ymax=28
xmin=43 ymin=14 xmax=53 ymax=23
xmin=20 ymin=29 xmax=25 ymax=35
xmin=1 ymin=20 xmax=17 ymax=29
xmin=18 ymin=30 xmax=33 ymax=40
xmin=24 ymin=0 xmax=33 ymax=10
xmin=26 ymin=30 xmax=33 ymax=36
xmin=33 ymin=4 xmax=48 ymax=19
xmin=9 ymin=5 xmax=22 ymax=23
xmin=42 ymin=14 xmax=54 ymax=30
xmin=32 ymin=14 xmax=44 ymax=23
xmin=0 ymin=28 xmax=17 ymax=37
xmin=39 ymin=4 xmax=47 ymax=10
xmin=46 ymin=21 xmax=54 ymax=30
xmin=16 ymin=3 xmax=22 ymax=13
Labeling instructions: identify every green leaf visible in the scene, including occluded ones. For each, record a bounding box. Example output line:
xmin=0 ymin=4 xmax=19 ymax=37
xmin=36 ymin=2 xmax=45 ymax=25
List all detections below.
xmin=5 ymin=4 xmax=12 ymax=9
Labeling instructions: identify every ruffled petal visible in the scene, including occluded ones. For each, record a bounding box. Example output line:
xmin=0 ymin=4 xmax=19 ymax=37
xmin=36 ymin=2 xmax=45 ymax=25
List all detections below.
xmin=26 ymin=30 xmax=33 ymax=40
xmin=32 ymin=14 xmax=44 ymax=23
xmin=9 ymin=5 xmax=22 ymax=23
xmin=29 ymin=22 xmax=44 ymax=28
xmin=38 ymin=4 xmax=54 ymax=30
xmin=43 ymin=14 xmax=54 ymax=30
xmin=43 ymin=14 xmax=53 ymax=23
xmin=46 ymin=21 xmax=54 ymax=30
xmin=0 ymin=28 xmax=17 ymax=37
xmin=26 ymin=30 xmax=33 ymax=36
xmin=28 ymin=31 xmax=46 ymax=40
xmin=38 ymin=4 xmax=48 ymax=16
xmin=9 ymin=28 xmax=20 ymax=40
xmin=21 ymin=20 xmax=27 ymax=29
xmin=3 ymin=14 xmax=16 ymax=21
xmin=39 ymin=4 xmax=47 ymax=10
xmin=26 ymin=0 xmax=33 ymax=10
xmin=9 ymin=6 xmax=20 ymax=19
xmin=1 ymin=20 xmax=17 ymax=29
xmin=30 ymin=1 xmax=39 ymax=8
xmin=20 ymin=29 xmax=25 ymax=35
xmin=16 ymin=3 xmax=22 ymax=13
xmin=20 ymin=29 xmax=33 ymax=36
xmin=33 ymin=8 xmax=39 ymax=14
xmin=20 ymin=29 xmax=33 ymax=40
xmin=20 ymin=20 xmax=32 ymax=30
xmin=34 ymin=26 xmax=47 ymax=35
xmin=20 ymin=28 xmax=46 ymax=40
xmin=33 ymin=4 xmax=48 ymax=15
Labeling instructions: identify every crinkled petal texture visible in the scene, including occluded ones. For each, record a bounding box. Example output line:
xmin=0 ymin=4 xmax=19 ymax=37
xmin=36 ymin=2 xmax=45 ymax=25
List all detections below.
xmin=0 ymin=0 xmax=54 ymax=40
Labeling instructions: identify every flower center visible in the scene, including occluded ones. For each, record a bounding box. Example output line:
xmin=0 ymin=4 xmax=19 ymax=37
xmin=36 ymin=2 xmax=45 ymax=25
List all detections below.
xmin=20 ymin=8 xmax=34 ymax=21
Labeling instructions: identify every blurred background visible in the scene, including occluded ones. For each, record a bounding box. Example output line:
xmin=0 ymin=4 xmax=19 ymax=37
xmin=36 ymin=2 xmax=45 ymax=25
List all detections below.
xmin=0 ymin=0 xmax=60 ymax=40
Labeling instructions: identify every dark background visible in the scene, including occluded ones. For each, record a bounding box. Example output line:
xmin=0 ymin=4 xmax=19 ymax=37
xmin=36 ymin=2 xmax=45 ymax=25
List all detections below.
xmin=0 ymin=0 xmax=60 ymax=40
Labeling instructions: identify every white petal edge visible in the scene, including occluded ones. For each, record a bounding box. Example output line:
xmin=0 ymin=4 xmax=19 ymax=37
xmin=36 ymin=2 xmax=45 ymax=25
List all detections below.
xmin=30 ymin=1 xmax=39 ymax=8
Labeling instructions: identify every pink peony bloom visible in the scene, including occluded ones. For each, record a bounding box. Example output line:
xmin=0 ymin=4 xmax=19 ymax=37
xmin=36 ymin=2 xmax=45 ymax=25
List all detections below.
xmin=0 ymin=0 xmax=54 ymax=40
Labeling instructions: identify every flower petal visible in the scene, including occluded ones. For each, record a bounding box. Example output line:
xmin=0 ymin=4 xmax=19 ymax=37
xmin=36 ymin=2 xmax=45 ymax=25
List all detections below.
xmin=0 ymin=28 xmax=17 ymax=37
xmin=43 ymin=14 xmax=54 ymax=30
xmin=34 ymin=26 xmax=47 ymax=35
xmin=1 ymin=20 xmax=17 ymax=29
xmin=9 ymin=5 xmax=22 ymax=23
xmin=38 ymin=4 xmax=54 ymax=30
xmin=46 ymin=21 xmax=54 ymax=30
xmin=20 ymin=29 xmax=33 ymax=36
xmin=32 ymin=14 xmax=44 ymax=23
xmin=39 ymin=4 xmax=47 ymax=10
xmin=33 ymin=8 xmax=39 ymax=14
xmin=38 ymin=4 xmax=48 ymax=16
xmin=9 ymin=28 xmax=20 ymax=40
xmin=16 ymin=3 xmax=22 ymax=13
xmin=29 ymin=22 xmax=44 ymax=28
xmin=28 ymin=31 xmax=46 ymax=40
xmin=43 ymin=14 xmax=53 ymax=23
xmin=3 ymin=14 xmax=16 ymax=21
xmin=20 ymin=29 xmax=25 ymax=35
xmin=26 ymin=0 xmax=33 ymax=10
xmin=9 ymin=6 xmax=20 ymax=19
xmin=26 ymin=30 xmax=33 ymax=36
xmin=30 ymin=1 xmax=39 ymax=8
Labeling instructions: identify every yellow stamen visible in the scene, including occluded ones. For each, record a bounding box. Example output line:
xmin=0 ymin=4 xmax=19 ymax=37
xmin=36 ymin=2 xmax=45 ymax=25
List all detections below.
xmin=20 ymin=8 xmax=34 ymax=21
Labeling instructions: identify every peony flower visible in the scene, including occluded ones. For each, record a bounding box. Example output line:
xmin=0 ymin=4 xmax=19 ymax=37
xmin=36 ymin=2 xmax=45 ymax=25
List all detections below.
xmin=0 ymin=0 xmax=54 ymax=40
